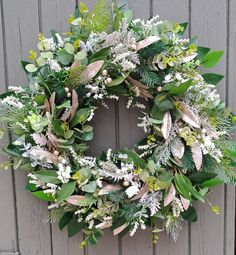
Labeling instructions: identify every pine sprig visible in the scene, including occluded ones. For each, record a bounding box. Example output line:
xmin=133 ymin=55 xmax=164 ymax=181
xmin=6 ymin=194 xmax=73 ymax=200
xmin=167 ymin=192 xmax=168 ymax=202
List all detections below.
xmin=139 ymin=41 xmax=166 ymax=59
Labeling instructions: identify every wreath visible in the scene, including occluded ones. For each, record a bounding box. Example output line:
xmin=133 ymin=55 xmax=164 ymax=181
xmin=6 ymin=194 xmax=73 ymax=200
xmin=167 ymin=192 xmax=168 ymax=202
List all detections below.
xmin=1 ymin=0 xmax=236 ymax=247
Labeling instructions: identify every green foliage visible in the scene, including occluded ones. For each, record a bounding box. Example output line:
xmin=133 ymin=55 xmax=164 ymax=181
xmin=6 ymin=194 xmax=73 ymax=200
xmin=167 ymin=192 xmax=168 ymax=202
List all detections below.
xmin=201 ymin=50 xmax=224 ymax=68
xmin=139 ymin=41 xmax=166 ymax=59
xmin=181 ymin=206 xmax=197 ymax=222
xmin=138 ymin=65 xmax=163 ymax=87
xmin=56 ymin=182 xmax=76 ymax=202
xmin=202 ymin=73 xmax=224 ymax=85
xmin=67 ymin=217 xmax=83 ymax=237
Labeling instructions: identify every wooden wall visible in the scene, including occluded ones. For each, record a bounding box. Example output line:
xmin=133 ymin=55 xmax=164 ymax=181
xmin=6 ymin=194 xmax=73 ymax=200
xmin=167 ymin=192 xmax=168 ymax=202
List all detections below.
xmin=0 ymin=0 xmax=235 ymax=254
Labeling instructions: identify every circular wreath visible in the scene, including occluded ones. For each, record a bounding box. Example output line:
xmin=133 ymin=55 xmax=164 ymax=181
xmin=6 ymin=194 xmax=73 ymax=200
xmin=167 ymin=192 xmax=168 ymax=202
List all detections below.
xmin=1 ymin=0 xmax=236 ymax=247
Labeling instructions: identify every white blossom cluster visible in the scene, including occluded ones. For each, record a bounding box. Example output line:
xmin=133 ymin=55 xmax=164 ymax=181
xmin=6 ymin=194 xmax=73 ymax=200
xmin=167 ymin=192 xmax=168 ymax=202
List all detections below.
xmin=57 ymin=162 xmax=71 ymax=183
xmin=47 ymin=59 xmax=62 ymax=72
xmin=1 ymin=96 xmax=24 ymax=109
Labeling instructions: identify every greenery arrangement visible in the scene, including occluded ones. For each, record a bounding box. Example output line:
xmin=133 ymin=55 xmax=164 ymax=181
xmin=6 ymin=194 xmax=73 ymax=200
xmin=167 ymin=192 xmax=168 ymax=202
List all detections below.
xmin=1 ymin=0 xmax=236 ymax=246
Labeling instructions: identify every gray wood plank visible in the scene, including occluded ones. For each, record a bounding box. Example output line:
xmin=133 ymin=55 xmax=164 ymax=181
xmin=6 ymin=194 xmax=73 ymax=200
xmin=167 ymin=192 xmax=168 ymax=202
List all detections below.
xmin=0 ymin=1 xmax=18 ymax=252
xmin=225 ymin=0 xmax=236 ymax=254
xmin=152 ymin=2 xmax=190 ymax=255
xmin=0 ymin=253 xmax=19 ymax=255
xmin=190 ymin=1 xmax=227 ymax=255
xmin=2 ymin=0 xmax=52 ymax=254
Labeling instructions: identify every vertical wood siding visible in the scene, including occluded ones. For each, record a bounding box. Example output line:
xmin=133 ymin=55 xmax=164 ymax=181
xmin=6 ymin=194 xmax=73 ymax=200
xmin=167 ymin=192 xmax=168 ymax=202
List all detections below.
xmin=0 ymin=0 xmax=235 ymax=254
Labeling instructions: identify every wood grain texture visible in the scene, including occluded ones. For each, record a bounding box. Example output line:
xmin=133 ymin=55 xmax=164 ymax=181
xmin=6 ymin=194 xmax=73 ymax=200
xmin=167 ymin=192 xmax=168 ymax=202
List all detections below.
xmin=225 ymin=0 xmax=236 ymax=254
xmin=190 ymin=1 xmax=227 ymax=255
xmin=0 ymin=1 xmax=18 ymax=253
xmin=2 ymin=0 xmax=52 ymax=254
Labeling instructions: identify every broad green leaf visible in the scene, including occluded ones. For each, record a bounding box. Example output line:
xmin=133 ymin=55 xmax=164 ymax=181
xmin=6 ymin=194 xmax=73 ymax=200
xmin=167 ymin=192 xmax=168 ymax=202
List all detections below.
xmin=81 ymin=181 xmax=97 ymax=193
xmin=58 ymin=49 xmax=74 ymax=65
xmin=52 ymin=120 xmax=64 ymax=136
xmin=41 ymin=52 xmax=53 ymax=59
xmin=3 ymin=144 xmax=22 ymax=157
xmin=75 ymin=51 xmax=87 ymax=60
xmin=174 ymin=174 xmax=192 ymax=200
xmin=124 ymin=10 xmax=133 ymax=24
xmin=181 ymin=206 xmax=197 ymax=222
xmin=71 ymin=108 xmax=91 ymax=127
xmin=59 ymin=211 xmax=74 ymax=230
xmin=106 ymin=72 xmax=130 ymax=87
xmin=67 ymin=217 xmax=83 ymax=237
xmin=36 ymin=56 xmax=47 ymax=67
xmin=25 ymin=64 xmax=38 ymax=73
xmin=119 ymin=149 xmax=146 ymax=169
xmin=168 ymin=79 xmax=193 ymax=95
xmin=155 ymin=98 xmax=174 ymax=112
xmin=197 ymin=46 xmax=210 ymax=59
xmin=56 ymin=100 xmax=71 ymax=109
xmin=64 ymin=43 xmax=75 ymax=54
xmin=201 ymin=50 xmax=224 ymax=68
xmin=34 ymin=170 xmax=61 ymax=184
xmin=202 ymin=73 xmax=224 ymax=85
xmin=89 ymin=47 xmax=110 ymax=63
xmin=34 ymin=95 xmax=46 ymax=105
xmin=56 ymin=181 xmax=76 ymax=202
xmin=87 ymin=229 xmax=104 ymax=246
xmin=200 ymin=178 xmax=224 ymax=188
xmin=32 ymin=191 xmax=54 ymax=201
xmin=189 ymin=172 xmax=217 ymax=184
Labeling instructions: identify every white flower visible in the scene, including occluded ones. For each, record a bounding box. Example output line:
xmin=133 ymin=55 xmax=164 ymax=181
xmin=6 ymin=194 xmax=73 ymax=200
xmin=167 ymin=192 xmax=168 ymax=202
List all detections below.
xmin=56 ymin=163 xmax=71 ymax=183
xmin=47 ymin=59 xmax=61 ymax=72
xmin=125 ymin=184 xmax=139 ymax=198
xmin=1 ymin=96 xmax=24 ymax=109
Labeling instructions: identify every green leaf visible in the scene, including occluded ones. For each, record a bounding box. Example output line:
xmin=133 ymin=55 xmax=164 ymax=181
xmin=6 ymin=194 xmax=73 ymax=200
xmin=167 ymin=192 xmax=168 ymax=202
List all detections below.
xmin=189 ymin=172 xmax=217 ymax=184
xmin=67 ymin=217 xmax=83 ymax=237
xmin=106 ymin=72 xmax=130 ymax=87
xmin=81 ymin=181 xmax=97 ymax=193
xmin=87 ymin=229 xmax=104 ymax=246
xmin=155 ymin=98 xmax=174 ymax=112
xmin=59 ymin=212 xmax=74 ymax=230
xmin=197 ymin=46 xmax=210 ymax=59
xmin=181 ymin=206 xmax=197 ymax=222
xmin=89 ymin=47 xmax=110 ymax=63
xmin=56 ymin=100 xmax=71 ymax=109
xmin=52 ymin=120 xmax=64 ymax=136
xmin=64 ymin=43 xmax=75 ymax=54
xmin=168 ymin=79 xmax=193 ymax=95
xmin=25 ymin=64 xmax=38 ymax=73
xmin=174 ymin=174 xmax=192 ymax=200
xmin=124 ymin=10 xmax=133 ymax=24
xmin=32 ymin=191 xmax=54 ymax=201
xmin=200 ymin=178 xmax=224 ymax=188
xmin=119 ymin=149 xmax=146 ymax=169
xmin=201 ymin=50 xmax=224 ymax=68
xmin=71 ymin=108 xmax=91 ymax=127
xmin=34 ymin=170 xmax=61 ymax=184
xmin=56 ymin=181 xmax=76 ymax=202
xmin=3 ymin=144 xmax=22 ymax=157
xmin=202 ymin=73 xmax=224 ymax=85
xmin=58 ymin=49 xmax=74 ymax=65
xmin=34 ymin=95 xmax=46 ymax=105
xmin=178 ymin=22 xmax=188 ymax=36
